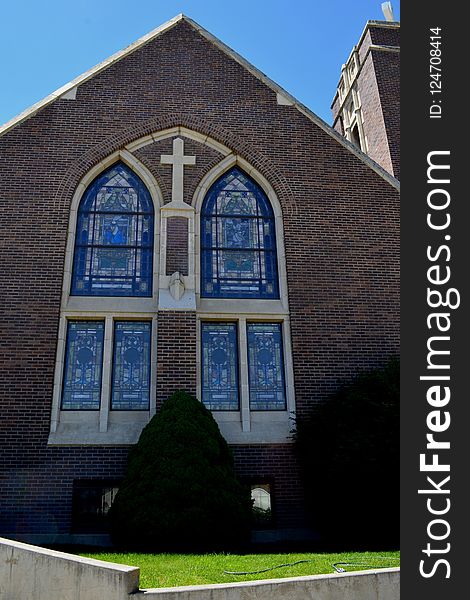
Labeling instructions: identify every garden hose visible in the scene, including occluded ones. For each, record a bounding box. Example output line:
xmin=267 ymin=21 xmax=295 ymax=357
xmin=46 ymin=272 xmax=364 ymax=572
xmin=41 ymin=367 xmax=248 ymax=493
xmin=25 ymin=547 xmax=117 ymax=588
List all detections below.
xmin=224 ymin=556 xmax=400 ymax=576
xmin=224 ymin=559 xmax=314 ymax=575
xmin=332 ymin=557 xmax=400 ymax=573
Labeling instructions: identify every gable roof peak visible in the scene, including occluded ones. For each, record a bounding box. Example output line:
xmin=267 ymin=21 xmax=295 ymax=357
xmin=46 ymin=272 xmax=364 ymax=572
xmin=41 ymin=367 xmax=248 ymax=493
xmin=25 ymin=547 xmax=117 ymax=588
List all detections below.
xmin=0 ymin=13 xmax=399 ymax=190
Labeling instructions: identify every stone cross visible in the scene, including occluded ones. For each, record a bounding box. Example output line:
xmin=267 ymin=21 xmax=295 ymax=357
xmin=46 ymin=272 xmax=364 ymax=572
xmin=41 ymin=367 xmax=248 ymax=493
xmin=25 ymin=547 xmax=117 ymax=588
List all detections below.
xmin=160 ymin=137 xmax=196 ymax=205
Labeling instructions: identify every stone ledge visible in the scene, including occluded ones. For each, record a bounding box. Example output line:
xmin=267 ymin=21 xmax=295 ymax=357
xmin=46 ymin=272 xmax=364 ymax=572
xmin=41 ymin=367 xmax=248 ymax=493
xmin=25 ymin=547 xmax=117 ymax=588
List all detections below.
xmin=135 ymin=568 xmax=400 ymax=600
xmin=0 ymin=537 xmax=399 ymax=600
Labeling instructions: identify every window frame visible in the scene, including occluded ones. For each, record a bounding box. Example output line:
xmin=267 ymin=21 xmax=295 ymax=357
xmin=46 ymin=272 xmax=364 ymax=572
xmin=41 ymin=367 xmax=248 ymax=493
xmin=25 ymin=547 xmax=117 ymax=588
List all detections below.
xmin=110 ymin=320 xmax=152 ymax=412
xmin=250 ymin=479 xmax=275 ymax=529
xmin=61 ymin=319 xmax=105 ymax=411
xmin=49 ymin=151 xmax=162 ymax=445
xmin=71 ymin=479 xmax=121 ymax=533
xmin=246 ymin=322 xmax=287 ymax=412
xmin=200 ymin=167 xmax=279 ymax=300
xmin=194 ymin=156 xmax=294 ymax=444
xmin=70 ymin=162 xmax=155 ymax=298
xmin=200 ymin=321 xmax=240 ymax=411
xmin=197 ymin=316 xmax=295 ymax=443
xmin=50 ymin=137 xmax=295 ymax=446
xmin=193 ymin=155 xmax=289 ymax=316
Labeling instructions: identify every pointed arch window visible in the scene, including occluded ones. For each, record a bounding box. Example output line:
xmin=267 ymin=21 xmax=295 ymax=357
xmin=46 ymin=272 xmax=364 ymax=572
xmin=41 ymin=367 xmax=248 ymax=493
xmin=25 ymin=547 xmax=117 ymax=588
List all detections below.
xmin=201 ymin=168 xmax=279 ymax=299
xmin=71 ymin=162 xmax=154 ymax=297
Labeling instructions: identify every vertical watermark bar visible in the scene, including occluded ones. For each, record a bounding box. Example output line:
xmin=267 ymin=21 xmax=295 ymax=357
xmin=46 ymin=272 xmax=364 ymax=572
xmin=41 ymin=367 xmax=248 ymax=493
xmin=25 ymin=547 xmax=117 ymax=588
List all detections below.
xmin=401 ymin=2 xmax=467 ymax=598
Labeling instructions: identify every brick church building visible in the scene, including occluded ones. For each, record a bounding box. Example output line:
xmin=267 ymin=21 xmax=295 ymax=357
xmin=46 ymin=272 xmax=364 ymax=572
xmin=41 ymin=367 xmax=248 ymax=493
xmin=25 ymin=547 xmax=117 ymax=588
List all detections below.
xmin=0 ymin=15 xmax=399 ymax=544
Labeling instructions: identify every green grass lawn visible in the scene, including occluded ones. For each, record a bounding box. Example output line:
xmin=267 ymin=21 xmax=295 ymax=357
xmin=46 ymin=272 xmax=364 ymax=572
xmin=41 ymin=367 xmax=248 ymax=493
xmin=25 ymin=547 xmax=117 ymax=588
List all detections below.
xmin=81 ymin=551 xmax=400 ymax=588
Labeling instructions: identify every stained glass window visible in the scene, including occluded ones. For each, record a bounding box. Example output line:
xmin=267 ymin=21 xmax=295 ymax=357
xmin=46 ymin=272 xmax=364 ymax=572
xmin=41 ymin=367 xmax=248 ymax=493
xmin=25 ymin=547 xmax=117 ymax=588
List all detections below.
xmin=71 ymin=162 xmax=154 ymax=296
xmin=201 ymin=323 xmax=239 ymax=410
xmin=111 ymin=322 xmax=151 ymax=410
xmin=247 ymin=323 xmax=286 ymax=410
xmin=61 ymin=321 xmax=104 ymax=410
xmin=201 ymin=168 xmax=279 ymax=299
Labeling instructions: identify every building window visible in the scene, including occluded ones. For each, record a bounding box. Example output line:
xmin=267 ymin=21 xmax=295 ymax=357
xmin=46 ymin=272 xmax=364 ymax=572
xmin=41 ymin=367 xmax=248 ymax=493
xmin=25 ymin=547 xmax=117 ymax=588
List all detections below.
xmin=348 ymin=60 xmax=356 ymax=79
xmin=71 ymin=162 xmax=154 ymax=297
xmin=201 ymin=321 xmax=287 ymax=413
xmin=71 ymin=480 xmax=120 ymax=533
xmin=351 ymin=124 xmax=361 ymax=149
xmin=251 ymin=483 xmax=273 ymax=528
xmin=201 ymin=322 xmax=239 ymax=410
xmin=61 ymin=321 xmax=104 ymax=410
xmin=111 ymin=322 xmax=151 ymax=410
xmin=347 ymin=101 xmax=355 ymax=123
xmin=247 ymin=323 xmax=286 ymax=410
xmin=201 ymin=167 xmax=279 ymax=299
xmin=338 ymin=79 xmax=345 ymax=101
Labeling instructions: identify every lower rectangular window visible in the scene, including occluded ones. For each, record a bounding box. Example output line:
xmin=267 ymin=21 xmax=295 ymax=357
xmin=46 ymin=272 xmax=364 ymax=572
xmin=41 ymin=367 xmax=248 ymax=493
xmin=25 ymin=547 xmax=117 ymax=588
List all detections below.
xmin=247 ymin=323 xmax=286 ymax=410
xmin=251 ymin=482 xmax=273 ymax=528
xmin=111 ymin=321 xmax=151 ymax=410
xmin=71 ymin=479 xmax=120 ymax=533
xmin=61 ymin=321 xmax=104 ymax=410
xmin=201 ymin=322 xmax=239 ymax=410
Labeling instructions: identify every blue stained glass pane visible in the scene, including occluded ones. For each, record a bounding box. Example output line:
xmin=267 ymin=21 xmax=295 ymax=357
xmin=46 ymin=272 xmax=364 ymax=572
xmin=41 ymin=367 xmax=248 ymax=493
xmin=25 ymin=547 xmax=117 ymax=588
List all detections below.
xmin=61 ymin=321 xmax=104 ymax=410
xmin=201 ymin=323 xmax=239 ymax=410
xmin=218 ymin=191 xmax=257 ymax=215
xmin=201 ymin=168 xmax=279 ymax=299
xmin=222 ymin=218 xmax=251 ymax=248
xmin=111 ymin=322 xmax=151 ymax=410
xmin=247 ymin=323 xmax=286 ymax=410
xmin=71 ymin=162 xmax=154 ymax=297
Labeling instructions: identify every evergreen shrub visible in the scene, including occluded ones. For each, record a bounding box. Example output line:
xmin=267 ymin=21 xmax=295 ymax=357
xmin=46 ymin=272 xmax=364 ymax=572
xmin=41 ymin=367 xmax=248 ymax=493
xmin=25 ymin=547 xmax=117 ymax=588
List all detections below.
xmin=295 ymin=357 xmax=399 ymax=547
xmin=109 ymin=390 xmax=252 ymax=551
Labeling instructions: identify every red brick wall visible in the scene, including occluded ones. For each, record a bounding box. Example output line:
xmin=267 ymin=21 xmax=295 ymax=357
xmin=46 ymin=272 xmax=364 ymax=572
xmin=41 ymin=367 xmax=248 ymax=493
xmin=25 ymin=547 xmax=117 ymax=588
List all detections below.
xmin=156 ymin=311 xmax=197 ymax=409
xmin=357 ymin=24 xmax=400 ymax=178
xmin=368 ymin=25 xmax=400 ymax=48
xmin=356 ymin=51 xmax=393 ymax=174
xmin=358 ymin=29 xmax=372 ymax=64
xmin=0 ymin=19 xmax=399 ymax=537
xmin=166 ymin=217 xmax=189 ymax=276
xmin=371 ymin=49 xmax=400 ymax=179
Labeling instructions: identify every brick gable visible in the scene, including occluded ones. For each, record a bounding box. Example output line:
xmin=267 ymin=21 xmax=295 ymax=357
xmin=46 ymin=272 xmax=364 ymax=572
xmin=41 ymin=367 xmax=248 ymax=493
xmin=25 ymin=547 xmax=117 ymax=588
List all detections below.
xmin=0 ymin=17 xmax=399 ymax=540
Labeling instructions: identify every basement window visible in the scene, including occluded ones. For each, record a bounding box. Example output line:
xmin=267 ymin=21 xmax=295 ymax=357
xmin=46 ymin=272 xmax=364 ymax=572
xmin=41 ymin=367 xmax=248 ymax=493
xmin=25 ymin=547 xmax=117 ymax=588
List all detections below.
xmin=71 ymin=480 xmax=120 ymax=533
xmin=251 ymin=483 xmax=273 ymax=528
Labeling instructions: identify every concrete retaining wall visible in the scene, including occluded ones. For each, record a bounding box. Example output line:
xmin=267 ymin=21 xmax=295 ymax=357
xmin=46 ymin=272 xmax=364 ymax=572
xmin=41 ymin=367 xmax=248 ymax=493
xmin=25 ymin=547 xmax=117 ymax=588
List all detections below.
xmin=135 ymin=569 xmax=400 ymax=600
xmin=0 ymin=537 xmax=399 ymax=600
xmin=0 ymin=537 xmax=139 ymax=600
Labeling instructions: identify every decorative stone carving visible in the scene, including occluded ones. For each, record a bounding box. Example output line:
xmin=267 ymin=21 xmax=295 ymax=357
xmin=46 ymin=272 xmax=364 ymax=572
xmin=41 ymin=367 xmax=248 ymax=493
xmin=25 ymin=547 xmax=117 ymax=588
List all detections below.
xmin=169 ymin=271 xmax=185 ymax=301
xmin=160 ymin=137 xmax=196 ymax=206
xmin=158 ymin=137 xmax=196 ymax=310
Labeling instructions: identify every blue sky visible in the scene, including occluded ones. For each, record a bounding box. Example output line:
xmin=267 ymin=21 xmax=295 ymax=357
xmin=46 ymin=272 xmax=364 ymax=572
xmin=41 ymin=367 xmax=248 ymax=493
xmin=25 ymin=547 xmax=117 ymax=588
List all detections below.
xmin=0 ymin=0 xmax=400 ymax=126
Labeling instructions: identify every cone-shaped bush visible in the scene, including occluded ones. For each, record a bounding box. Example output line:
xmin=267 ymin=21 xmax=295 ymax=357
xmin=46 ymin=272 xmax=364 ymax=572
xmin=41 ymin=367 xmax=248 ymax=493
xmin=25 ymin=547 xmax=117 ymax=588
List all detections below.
xmin=109 ymin=390 xmax=252 ymax=551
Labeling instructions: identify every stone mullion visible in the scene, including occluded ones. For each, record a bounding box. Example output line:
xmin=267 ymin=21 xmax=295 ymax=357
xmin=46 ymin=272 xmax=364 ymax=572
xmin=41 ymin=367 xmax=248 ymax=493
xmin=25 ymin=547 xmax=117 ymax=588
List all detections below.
xmin=238 ymin=318 xmax=251 ymax=432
